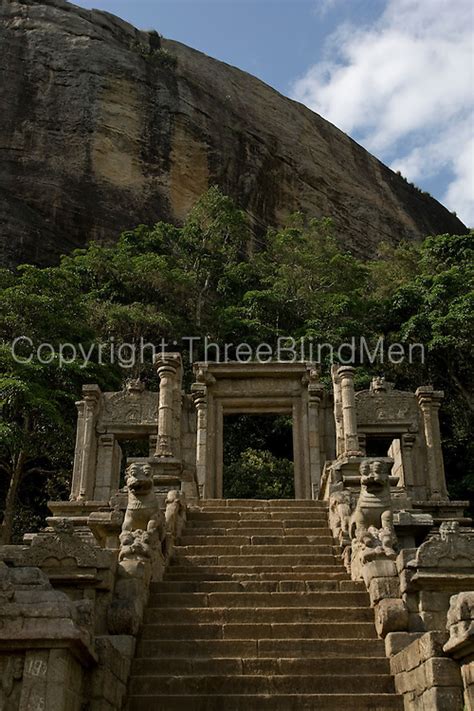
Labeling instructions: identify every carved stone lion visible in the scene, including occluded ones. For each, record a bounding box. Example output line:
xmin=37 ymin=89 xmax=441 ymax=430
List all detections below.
xmin=350 ymin=459 xmax=397 ymax=554
xmin=122 ymin=462 xmax=163 ymax=536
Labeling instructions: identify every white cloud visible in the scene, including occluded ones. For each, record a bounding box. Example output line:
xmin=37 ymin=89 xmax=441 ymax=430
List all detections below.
xmin=292 ymin=0 xmax=474 ymax=225
xmin=312 ymin=0 xmax=341 ymax=18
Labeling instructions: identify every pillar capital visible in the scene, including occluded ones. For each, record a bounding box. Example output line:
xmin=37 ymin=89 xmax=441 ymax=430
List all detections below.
xmin=337 ymin=365 xmax=356 ymax=380
xmin=416 ymin=386 xmax=444 ymax=408
xmin=154 ymin=352 xmax=182 ymax=375
xmin=191 ymin=383 xmax=208 ymax=410
xmin=81 ymin=384 xmax=102 ymax=406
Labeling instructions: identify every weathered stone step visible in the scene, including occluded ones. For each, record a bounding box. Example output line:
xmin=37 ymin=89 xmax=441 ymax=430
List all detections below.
xmin=143 ymin=606 xmax=374 ymax=624
xmin=164 ymin=570 xmax=350 ymax=582
xmin=179 ymin=535 xmax=335 ymax=546
xmin=173 ymin=545 xmax=337 ymax=556
xmin=127 ymin=693 xmax=403 ymax=710
xmin=136 ymin=637 xmax=387 ymax=659
xmin=170 ymin=555 xmax=338 ymax=566
xmin=131 ymin=655 xmax=390 ymax=677
xmin=129 ymin=674 xmax=395 ymax=695
xmin=147 ymin=591 xmax=371 ymax=608
xmin=183 ymin=527 xmax=333 ymax=537
xmin=187 ymin=519 xmax=330 ymax=529
xmin=187 ymin=511 xmax=329 ymax=522
xmin=195 ymin=499 xmax=329 ymax=508
xmin=152 ymin=580 xmax=363 ymax=593
xmin=140 ymin=621 xmax=377 ymax=640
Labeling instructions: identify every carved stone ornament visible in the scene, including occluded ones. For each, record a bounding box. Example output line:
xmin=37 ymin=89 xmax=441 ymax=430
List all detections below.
xmin=26 ymin=518 xmax=99 ymax=569
xmin=100 ymin=389 xmax=158 ymax=426
xmin=356 ymin=390 xmax=418 ymax=426
xmin=415 ymin=521 xmax=474 ymax=569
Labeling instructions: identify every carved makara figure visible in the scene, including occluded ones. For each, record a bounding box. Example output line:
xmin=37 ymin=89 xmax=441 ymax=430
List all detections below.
xmin=122 ymin=462 xmax=163 ymax=536
xmin=350 ymin=459 xmax=397 ymax=554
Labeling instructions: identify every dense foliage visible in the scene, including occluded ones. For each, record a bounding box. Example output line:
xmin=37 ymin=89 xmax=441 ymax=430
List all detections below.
xmin=0 ymin=188 xmax=472 ymax=540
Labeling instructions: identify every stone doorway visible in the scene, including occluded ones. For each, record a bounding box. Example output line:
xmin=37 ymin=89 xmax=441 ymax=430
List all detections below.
xmin=222 ymin=413 xmax=295 ymax=499
xmin=191 ymin=361 xmax=325 ymax=499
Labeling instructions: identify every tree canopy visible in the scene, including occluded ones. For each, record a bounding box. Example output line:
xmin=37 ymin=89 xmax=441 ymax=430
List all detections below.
xmin=0 ymin=187 xmax=472 ymax=540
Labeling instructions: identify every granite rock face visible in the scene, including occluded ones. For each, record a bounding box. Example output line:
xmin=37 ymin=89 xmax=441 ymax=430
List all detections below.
xmin=0 ymin=0 xmax=467 ymax=267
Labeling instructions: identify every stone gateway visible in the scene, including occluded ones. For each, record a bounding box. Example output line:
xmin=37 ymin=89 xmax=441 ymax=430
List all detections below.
xmin=0 ymin=360 xmax=472 ymax=710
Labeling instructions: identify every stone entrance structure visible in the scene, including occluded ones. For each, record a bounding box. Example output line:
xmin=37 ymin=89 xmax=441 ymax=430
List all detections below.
xmin=191 ymin=361 xmax=327 ymax=500
xmin=0 ymin=359 xmax=473 ymax=711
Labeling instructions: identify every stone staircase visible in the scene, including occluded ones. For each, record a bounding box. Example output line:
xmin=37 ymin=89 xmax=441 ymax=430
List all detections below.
xmin=126 ymin=500 xmax=404 ymax=710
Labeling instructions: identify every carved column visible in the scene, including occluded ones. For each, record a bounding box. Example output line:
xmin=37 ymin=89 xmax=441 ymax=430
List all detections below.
xmin=70 ymin=385 xmax=101 ymax=501
xmin=94 ymin=434 xmax=122 ymax=500
xmin=416 ymin=386 xmax=448 ymax=500
xmin=191 ymin=383 xmax=208 ymax=499
xmin=331 ymin=365 xmax=345 ymax=457
xmin=338 ymin=366 xmax=360 ymax=455
xmin=154 ymin=353 xmax=182 ymax=458
xmin=401 ymin=432 xmax=416 ymax=496
xmin=307 ymin=370 xmax=324 ymax=499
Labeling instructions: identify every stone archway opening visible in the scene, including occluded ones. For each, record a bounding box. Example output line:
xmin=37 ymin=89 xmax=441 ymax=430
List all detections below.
xmin=191 ymin=361 xmax=325 ymax=500
xmin=222 ymin=413 xmax=295 ymax=499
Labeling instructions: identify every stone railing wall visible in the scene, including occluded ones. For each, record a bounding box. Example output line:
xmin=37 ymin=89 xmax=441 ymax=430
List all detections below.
xmin=444 ymin=592 xmax=474 ymax=709
xmin=326 ymin=457 xmax=474 ymax=710
xmin=389 ymin=631 xmax=464 ymax=710
xmin=0 ymin=484 xmax=187 ymax=711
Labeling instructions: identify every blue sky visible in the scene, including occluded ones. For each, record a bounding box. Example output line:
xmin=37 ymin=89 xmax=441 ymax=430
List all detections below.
xmin=74 ymin=0 xmax=473 ymax=225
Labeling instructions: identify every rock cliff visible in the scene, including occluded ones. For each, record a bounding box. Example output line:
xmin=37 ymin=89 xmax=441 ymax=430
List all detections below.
xmin=0 ymin=0 xmax=467 ymax=267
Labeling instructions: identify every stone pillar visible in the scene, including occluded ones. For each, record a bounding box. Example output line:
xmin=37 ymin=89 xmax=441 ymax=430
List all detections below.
xmin=331 ymin=365 xmax=345 ymax=457
xmin=70 ymin=385 xmax=101 ymax=501
xmin=154 ymin=353 xmax=182 ymax=458
xmin=307 ymin=371 xmax=324 ymax=499
xmin=338 ymin=366 xmax=360 ymax=455
xmin=401 ymin=432 xmax=416 ymax=496
xmin=191 ymin=383 xmax=208 ymax=499
xmin=94 ymin=434 xmax=122 ymax=500
xmin=416 ymin=387 xmax=448 ymax=500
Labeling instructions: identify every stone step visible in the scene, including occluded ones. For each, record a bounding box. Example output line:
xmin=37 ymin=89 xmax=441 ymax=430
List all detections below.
xmin=173 ymin=545 xmax=337 ymax=556
xmin=164 ymin=566 xmax=350 ymax=582
xmin=147 ymin=591 xmax=371 ymax=608
xmin=187 ymin=511 xmax=329 ymax=522
xmin=127 ymin=693 xmax=403 ymax=710
xmin=131 ymin=655 xmax=390 ymax=677
xmin=179 ymin=535 xmax=335 ymax=546
xmin=195 ymin=499 xmax=329 ymax=508
xmin=187 ymin=519 xmax=330 ymax=529
xmin=139 ymin=621 xmax=378 ymax=640
xmin=183 ymin=527 xmax=333 ymax=537
xmin=129 ymin=674 xmax=395 ymax=696
xmin=152 ymin=580 xmax=364 ymax=593
xmin=136 ymin=637 xmax=387 ymax=659
xmin=170 ymin=555 xmax=339 ymax=566
xmin=143 ymin=606 xmax=374 ymax=624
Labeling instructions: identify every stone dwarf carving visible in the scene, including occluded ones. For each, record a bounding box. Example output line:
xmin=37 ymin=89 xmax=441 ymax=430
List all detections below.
xmin=350 ymin=459 xmax=398 ymax=555
xmin=329 ymin=490 xmax=352 ymax=547
xmin=163 ymin=490 xmax=187 ymax=557
xmin=122 ymin=462 xmax=164 ymax=537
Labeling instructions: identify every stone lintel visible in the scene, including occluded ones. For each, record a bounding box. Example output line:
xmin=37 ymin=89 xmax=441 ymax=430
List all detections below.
xmin=192 ymin=361 xmax=316 ymax=379
xmin=410 ymin=572 xmax=474 ymax=593
xmin=0 ymin=631 xmax=97 ymax=668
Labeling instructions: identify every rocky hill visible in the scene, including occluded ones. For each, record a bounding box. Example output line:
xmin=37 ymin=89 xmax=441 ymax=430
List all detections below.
xmin=0 ymin=0 xmax=467 ymax=267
